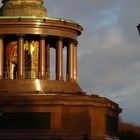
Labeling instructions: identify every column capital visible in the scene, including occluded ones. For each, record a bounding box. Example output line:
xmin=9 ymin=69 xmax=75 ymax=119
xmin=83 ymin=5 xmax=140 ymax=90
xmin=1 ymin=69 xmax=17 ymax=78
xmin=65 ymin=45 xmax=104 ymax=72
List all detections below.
xmin=57 ymin=36 xmax=65 ymax=40
xmin=74 ymin=40 xmax=78 ymax=46
xmin=67 ymin=39 xmax=78 ymax=46
xmin=0 ymin=35 xmax=5 ymax=38
xmin=40 ymin=35 xmax=48 ymax=38
xmin=16 ymin=34 xmax=25 ymax=37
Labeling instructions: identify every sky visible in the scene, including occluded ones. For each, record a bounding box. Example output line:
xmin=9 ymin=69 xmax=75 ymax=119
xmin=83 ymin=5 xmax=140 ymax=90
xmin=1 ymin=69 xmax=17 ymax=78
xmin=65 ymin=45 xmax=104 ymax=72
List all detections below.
xmin=1 ymin=0 xmax=140 ymax=125
xmin=45 ymin=0 xmax=140 ymax=125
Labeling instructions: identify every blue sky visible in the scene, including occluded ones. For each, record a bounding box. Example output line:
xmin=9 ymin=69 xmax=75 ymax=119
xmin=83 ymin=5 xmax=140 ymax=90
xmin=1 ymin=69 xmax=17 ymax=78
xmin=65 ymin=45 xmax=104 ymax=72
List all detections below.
xmin=1 ymin=0 xmax=140 ymax=125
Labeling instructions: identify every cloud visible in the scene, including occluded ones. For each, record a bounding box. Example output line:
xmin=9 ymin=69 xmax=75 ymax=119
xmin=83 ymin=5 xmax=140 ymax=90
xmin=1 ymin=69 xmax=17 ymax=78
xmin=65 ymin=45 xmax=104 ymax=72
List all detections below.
xmin=45 ymin=0 xmax=140 ymax=125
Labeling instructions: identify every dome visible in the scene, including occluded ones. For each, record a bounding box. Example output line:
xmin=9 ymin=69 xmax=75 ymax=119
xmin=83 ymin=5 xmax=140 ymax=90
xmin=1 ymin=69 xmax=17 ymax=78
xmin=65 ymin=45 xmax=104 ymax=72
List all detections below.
xmin=0 ymin=0 xmax=47 ymax=16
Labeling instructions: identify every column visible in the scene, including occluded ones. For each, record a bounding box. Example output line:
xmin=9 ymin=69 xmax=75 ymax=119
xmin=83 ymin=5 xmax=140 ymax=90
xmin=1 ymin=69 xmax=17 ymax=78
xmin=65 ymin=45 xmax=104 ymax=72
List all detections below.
xmin=0 ymin=36 xmax=3 ymax=79
xmin=73 ymin=42 xmax=78 ymax=82
xmin=39 ymin=36 xmax=46 ymax=79
xmin=67 ymin=41 xmax=74 ymax=82
xmin=17 ymin=35 xmax=24 ymax=79
xmin=56 ymin=38 xmax=63 ymax=81
xmin=46 ymin=43 xmax=50 ymax=80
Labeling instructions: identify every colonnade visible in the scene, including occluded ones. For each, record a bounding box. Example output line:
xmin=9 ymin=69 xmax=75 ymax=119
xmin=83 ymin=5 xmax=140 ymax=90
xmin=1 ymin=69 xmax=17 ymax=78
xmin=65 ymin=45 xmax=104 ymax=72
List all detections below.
xmin=0 ymin=35 xmax=78 ymax=83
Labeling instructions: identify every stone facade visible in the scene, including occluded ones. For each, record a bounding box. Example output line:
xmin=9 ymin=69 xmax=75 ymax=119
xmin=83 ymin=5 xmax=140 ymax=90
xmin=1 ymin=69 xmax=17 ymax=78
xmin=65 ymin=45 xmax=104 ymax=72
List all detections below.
xmin=0 ymin=93 xmax=121 ymax=140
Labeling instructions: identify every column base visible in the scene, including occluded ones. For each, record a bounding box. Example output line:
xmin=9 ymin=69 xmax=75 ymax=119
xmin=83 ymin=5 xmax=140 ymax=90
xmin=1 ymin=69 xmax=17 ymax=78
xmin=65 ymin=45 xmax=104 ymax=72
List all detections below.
xmin=17 ymin=75 xmax=24 ymax=79
xmin=67 ymin=75 xmax=74 ymax=82
xmin=56 ymin=75 xmax=64 ymax=81
xmin=39 ymin=75 xmax=46 ymax=80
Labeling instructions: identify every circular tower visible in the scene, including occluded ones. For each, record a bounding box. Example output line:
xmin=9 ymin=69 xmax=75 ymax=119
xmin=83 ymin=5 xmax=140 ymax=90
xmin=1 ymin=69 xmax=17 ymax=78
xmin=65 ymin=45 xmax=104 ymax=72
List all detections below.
xmin=0 ymin=1 xmax=121 ymax=140
xmin=0 ymin=0 xmax=83 ymax=94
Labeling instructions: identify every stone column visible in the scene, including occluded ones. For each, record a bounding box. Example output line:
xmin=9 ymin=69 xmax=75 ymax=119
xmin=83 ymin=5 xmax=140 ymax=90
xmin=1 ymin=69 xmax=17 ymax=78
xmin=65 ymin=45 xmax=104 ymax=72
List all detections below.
xmin=56 ymin=38 xmax=63 ymax=81
xmin=0 ymin=36 xmax=3 ymax=79
xmin=46 ymin=43 xmax=50 ymax=80
xmin=39 ymin=36 xmax=46 ymax=79
xmin=73 ymin=42 xmax=78 ymax=82
xmin=17 ymin=35 xmax=24 ymax=79
xmin=67 ymin=41 xmax=74 ymax=82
